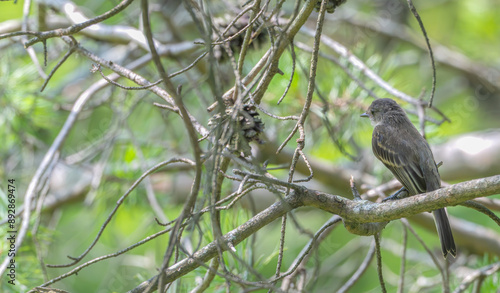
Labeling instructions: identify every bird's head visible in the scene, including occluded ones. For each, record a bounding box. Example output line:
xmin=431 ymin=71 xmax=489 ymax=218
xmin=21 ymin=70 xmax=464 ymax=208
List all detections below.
xmin=361 ymin=98 xmax=405 ymax=125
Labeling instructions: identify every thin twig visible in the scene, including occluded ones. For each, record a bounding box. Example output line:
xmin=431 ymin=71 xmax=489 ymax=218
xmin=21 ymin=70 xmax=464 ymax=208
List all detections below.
xmin=335 ymin=9 xmax=500 ymax=93
xmin=350 ymin=175 xmax=361 ymax=200
xmin=0 ymin=43 xmax=169 ymax=276
xmin=416 ymin=89 xmax=427 ymax=138
xmin=294 ymin=41 xmax=381 ymax=101
xmin=40 ymin=38 xmax=77 ymax=92
xmin=269 ymin=213 xmax=287 ymax=293
xmin=406 ymin=0 xmax=437 ymax=108
xmin=277 ymin=41 xmax=297 ymax=105
xmin=252 ymin=0 xmax=317 ymax=104
xmin=24 ymin=0 xmax=135 ymax=48
xmin=461 ymin=200 xmax=500 ymax=226
xmin=92 ymin=64 xmax=163 ymax=90
xmin=453 ymin=262 xmax=500 ymax=293
xmin=46 ymin=159 xmax=194 ymax=268
xmin=190 ymin=259 xmax=219 ymax=293
xmin=236 ymin=0 xmax=264 ymax=76
xmin=337 ymin=239 xmax=376 ymax=293
xmin=140 ymin=2 xmax=203 ymax=291
xmin=0 ymin=31 xmax=40 ymax=39
xmin=299 ymin=26 xmax=447 ymax=124
xmin=279 ymin=215 xmax=342 ymax=285
xmin=210 ymin=1 xmax=267 ymax=46
xmin=32 ymin=226 xmax=174 ymax=289
xmin=59 ymin=37 xmax=209 ymax=136
xmin=21 ymin=0 xmax=47 ymax=78
xmin=401 ymin=219 xmax=448 ymax=288
xmin=374 ymin=233 xmax=387 ymax=293
xmin=125 ymin=124 xmax=168 ymax=223
xmin=250 ymin=101 xmax=299 ymax=120
xmin=397 ymin=224 xmax=408 ymax=293
xmin=285 ymin=0 xmax=327 ymax=184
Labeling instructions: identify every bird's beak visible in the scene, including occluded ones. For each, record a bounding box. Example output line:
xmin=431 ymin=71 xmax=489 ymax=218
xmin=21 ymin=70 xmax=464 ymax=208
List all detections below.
xmin=360 ymin=112 xmax=369 ymax=118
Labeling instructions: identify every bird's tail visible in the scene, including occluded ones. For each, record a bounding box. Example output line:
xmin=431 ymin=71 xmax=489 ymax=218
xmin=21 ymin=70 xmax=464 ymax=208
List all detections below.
xmin=433 ymin=208 xmax=457 ymax=258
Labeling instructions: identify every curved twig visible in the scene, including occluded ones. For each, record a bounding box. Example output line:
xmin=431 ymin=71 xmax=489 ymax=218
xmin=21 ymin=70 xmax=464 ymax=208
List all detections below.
xmin=374 ymin=233 xmax=387 ymax=293
xmin=406 ymin=0 xmax=436 ymax=107
xmin=46 ymin=158 xmax=195 ymax=268
xmin=25 ymin=0 xmax=135 ymax=48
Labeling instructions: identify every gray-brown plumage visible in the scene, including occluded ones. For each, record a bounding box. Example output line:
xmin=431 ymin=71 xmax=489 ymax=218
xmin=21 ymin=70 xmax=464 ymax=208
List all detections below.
xmin=361 ymin=98 xmax=456 ymax=258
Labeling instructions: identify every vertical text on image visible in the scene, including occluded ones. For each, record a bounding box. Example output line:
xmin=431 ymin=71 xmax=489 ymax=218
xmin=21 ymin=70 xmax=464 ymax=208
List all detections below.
xmin=6 ymin=178 xmax=17 ymax=285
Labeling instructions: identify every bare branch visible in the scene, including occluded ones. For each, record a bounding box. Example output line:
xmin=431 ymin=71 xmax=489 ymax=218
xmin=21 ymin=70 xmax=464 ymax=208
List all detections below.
xmin=25 ymin=0 xmax=135 ymax=48
xmin=127 ymin=175 xmax=500 ymax=292
xmin=337 ymin=239 xmax=376 ymax=293
xmin=303 ymin=175 xmax=500 ymax=223
xmin=454 ymin=262 xmax=500 ymax=293
xmin=374 ymin=233 xmax=387 ymax=293
xmin=406 ymin=0 xmax=437 ymax=107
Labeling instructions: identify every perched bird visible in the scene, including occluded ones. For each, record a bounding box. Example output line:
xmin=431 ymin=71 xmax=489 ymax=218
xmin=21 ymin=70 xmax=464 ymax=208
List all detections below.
xmin=361 ymin=98 xmax=456 ymax=258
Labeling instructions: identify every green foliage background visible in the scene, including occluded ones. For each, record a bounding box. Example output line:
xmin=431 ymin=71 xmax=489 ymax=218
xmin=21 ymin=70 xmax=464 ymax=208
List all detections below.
xmin=0 ymin=0 xmax=499 ymax=292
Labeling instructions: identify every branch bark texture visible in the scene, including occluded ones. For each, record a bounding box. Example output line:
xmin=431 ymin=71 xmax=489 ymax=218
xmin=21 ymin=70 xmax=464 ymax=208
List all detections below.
xmin=128 ymin=175 xmax=500 ymax=292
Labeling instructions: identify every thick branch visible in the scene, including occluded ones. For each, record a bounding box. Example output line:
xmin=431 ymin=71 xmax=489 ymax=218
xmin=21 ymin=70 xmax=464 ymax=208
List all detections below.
xmin=303 ymin=175 xmax=500 ymax=222
xmin=128 ymin=194 xmax=302 ymax=293
xmin=128 ymin=175 xmax=500 ymax=292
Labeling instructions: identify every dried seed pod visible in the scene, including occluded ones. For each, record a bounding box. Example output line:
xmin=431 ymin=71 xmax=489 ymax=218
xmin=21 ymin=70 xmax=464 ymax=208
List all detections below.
xmin=213 ymin=14 xmax=267 ymax=62
xmin=208 ymin=104 xmax=265 ymax=157
xmin=314 ymin=0 xmax=347 ymax=13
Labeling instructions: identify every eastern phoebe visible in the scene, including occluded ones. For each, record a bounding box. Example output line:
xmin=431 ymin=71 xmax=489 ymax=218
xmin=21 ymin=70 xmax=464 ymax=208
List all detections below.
xmin=361 ymin=98 xmax=456 ymax=258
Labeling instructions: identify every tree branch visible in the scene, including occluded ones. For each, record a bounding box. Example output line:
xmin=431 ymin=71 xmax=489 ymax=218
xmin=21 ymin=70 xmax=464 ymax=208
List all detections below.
xmin=127 ymin=175 xmax=500 ymax=292
xmin=24 ymin=0 xmax=135 ymax=48
xmin=303 ymin=175 xmax=500 ymax=222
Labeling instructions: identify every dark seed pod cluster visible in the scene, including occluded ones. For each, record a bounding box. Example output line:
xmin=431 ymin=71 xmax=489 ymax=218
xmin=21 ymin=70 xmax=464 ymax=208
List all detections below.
xmin=239 ymin=104 xmax=265 ymax=144
xmin=314 ymin=0 xmax=347 ymax=13
xmin=213 ymin=15 xmax=267 ymax=62
xmin=208 ymin=104 xmax=265 ymax=157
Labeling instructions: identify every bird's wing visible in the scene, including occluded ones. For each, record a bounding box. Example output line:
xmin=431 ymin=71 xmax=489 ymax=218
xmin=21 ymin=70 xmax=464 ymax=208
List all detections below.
xmin=372 ymin=125 xmax=426 ymax=195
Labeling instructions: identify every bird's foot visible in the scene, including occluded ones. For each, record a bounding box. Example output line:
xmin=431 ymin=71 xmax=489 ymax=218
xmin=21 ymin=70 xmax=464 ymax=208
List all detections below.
xmin=382 ymin=187 xmax=409 ymax=202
